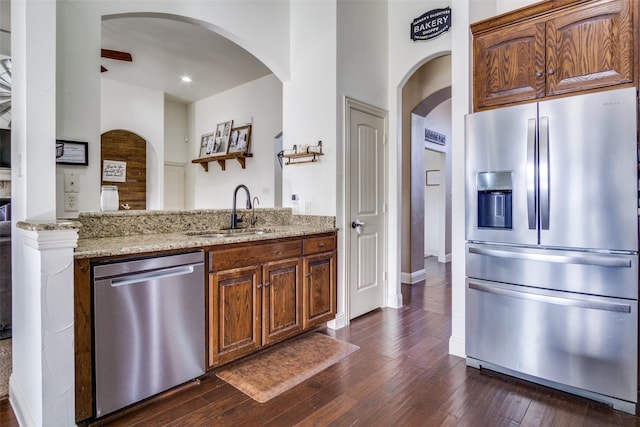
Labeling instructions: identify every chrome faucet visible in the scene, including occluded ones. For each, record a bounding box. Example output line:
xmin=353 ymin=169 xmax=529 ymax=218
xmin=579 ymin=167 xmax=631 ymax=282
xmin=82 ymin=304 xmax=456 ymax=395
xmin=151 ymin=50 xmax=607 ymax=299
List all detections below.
xmin=231 ymin=184 xmax=252 ymax=229
xmin=250 ymin=196 xmax=260 ymax=228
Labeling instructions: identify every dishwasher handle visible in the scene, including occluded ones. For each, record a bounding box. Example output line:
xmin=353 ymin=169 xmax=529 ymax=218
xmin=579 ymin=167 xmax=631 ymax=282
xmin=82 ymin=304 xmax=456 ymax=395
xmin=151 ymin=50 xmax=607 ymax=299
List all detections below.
xmin=109 ymin=265 xmax=197 ymax=287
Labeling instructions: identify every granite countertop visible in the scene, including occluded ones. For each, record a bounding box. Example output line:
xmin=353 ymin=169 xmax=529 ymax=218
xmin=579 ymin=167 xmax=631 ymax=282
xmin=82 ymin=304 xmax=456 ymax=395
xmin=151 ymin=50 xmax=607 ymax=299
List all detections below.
xmin=74 ymin=224 xmax=337 ymax=259
xmin=69 ymin=209 xmax=336 ymax=259
xmin=16 ymin=209 xmax=337 ymax=259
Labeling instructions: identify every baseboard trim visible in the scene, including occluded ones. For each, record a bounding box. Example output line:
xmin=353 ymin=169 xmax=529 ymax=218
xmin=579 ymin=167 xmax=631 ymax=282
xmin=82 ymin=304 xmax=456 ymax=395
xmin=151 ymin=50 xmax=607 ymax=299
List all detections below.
xmin=327 ymin=312 xmax=347 ymax=330
xmin=10 ymin=374 xmax=35 ymax=427
xmin=400 ymin=269 xmax=426 ymax=284
xmin=438 ymin=253 xmax=452 ymax=263
xmin=448 ymin=335 xmax=465 ymax=358
xmin=387 ymin=291 xmax=403 ymax=308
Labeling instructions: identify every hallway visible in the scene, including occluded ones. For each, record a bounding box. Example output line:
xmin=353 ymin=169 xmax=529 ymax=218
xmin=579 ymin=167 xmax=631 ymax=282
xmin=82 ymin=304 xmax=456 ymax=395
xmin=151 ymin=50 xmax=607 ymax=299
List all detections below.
xmin=2 ymin=258 xmax=637 ymax=426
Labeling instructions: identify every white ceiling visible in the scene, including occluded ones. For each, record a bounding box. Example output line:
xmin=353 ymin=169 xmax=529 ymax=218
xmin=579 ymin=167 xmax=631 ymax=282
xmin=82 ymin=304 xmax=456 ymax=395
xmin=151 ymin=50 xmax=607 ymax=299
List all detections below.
xmin=101 ymin=16 xmax=273 ymax=104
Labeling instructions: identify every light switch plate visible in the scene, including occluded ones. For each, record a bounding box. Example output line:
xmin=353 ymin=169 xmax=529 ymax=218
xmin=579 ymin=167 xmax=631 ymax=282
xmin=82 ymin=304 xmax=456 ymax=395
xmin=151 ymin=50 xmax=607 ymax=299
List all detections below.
xmin=64 ymin=173 xmax=79 ymax=193
xmin=64 ymin=193 xmax=78 ymax=212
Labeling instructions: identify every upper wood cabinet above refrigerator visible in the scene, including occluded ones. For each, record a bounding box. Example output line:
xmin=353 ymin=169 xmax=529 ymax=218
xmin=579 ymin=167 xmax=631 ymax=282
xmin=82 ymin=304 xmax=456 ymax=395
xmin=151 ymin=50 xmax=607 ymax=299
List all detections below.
xmin=471 ymin=0 xmax=637 ymax=111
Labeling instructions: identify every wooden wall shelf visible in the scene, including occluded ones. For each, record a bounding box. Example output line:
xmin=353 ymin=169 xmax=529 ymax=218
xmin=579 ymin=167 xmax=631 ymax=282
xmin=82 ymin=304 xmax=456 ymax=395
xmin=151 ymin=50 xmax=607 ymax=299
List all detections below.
xmin=192 ymin=152 xmax=253 ymax=172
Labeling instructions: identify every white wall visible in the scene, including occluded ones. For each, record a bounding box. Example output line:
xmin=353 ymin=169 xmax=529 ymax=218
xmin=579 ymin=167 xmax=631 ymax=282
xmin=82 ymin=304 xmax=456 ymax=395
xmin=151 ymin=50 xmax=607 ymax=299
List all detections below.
xmin=190 ymin=74 xmax=282 ymax=209
xmin=388 ymin=0 xmax=452 ymax=307
xmin=11 ymin=2 xmax=58 ymax=424
xmin=100 ymin=78 xmax=164 ymax=210
xmin=56 ymin=77 xmax=166 ymax=217
xmin=449 ymin=0 xmax=471 ymax=358
xmin=56 ymin=1 xmax=291 ymax=215
xmin=282 ymin=1 xmax=337 ymax=216
xmin=337 ymin=1 xmax=388 ymax=110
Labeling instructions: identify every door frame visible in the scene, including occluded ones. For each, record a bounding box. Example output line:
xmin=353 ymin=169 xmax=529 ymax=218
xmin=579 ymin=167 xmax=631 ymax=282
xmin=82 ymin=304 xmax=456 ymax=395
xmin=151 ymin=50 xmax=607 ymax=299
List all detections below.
xmin=342 ymin=96 xmax=389 ymax=325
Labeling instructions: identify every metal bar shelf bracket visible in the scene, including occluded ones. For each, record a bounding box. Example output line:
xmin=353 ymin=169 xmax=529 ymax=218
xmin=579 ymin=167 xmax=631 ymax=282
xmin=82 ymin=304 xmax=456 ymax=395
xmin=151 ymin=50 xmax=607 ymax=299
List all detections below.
xmin=277 ymin=141 xmax=323 ymax=165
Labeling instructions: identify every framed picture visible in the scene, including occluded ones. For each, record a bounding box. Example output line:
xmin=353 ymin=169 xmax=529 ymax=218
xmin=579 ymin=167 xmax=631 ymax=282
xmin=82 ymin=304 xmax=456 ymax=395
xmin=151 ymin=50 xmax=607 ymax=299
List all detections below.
xmin=56 ymin=140 xmax=88 ymax=166
xmin=426 ymin=170 xmax=440 ymax=186
xmin=102 ymin=160 xmax=127 ymax=182
xmin=212 ymin=120 xmax=233 ymax=155
xmin=227 ymin=125 xmax=252 ymax=154
xmin=199 ymin=132 xmax=223 ymax=157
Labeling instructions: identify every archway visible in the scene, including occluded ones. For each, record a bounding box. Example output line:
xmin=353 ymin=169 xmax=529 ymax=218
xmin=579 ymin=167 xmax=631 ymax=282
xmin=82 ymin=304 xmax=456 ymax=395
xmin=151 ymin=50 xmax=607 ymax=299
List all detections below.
xmin=399 ymin=54 xmax=452 ymax=284
xmin=101 ymin=130 xmax=147 ymax=210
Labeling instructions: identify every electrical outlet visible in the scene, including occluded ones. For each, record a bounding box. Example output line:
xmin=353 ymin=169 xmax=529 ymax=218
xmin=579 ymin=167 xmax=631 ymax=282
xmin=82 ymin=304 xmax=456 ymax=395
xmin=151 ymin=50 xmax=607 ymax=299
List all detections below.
xmin=64 ymin=173 xmax=79 ymax=193
xmin=64 ymin=193 xmax=78 ymax=212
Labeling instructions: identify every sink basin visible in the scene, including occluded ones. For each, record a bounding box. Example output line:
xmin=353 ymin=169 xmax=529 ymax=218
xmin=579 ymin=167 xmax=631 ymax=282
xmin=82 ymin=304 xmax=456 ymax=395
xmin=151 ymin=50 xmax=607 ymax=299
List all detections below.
xmin=198 ymin=230 xmax=266 ymax=238
xmin=185 ymin=228 xmax=274 ymax=238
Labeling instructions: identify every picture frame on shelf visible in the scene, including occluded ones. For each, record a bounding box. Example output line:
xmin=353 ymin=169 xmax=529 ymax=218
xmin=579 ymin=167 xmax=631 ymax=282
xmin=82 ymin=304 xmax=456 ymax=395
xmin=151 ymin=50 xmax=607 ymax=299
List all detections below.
xmin=213 ymin=120 xmax=233 ymax=155
xmin=227 ymin=125 xmax=252 ymax=154
xmin=199 ymin=132 xmax=220 ymax=157
xmin=55 ymin=140 xmax=89 ymax=166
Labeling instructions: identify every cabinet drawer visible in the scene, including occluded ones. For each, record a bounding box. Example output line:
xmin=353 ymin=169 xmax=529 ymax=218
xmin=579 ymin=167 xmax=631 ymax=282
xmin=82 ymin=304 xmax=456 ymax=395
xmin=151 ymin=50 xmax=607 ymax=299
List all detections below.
xmin=210 ymin=239 xmax=301 ymax=271
xmin=303 ymin=235 xmax=336 ymax=255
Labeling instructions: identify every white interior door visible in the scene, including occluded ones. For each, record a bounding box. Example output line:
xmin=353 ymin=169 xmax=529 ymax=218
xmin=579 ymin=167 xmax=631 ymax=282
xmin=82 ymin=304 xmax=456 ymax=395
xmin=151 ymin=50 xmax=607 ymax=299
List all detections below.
xmin=347 ymin=99 xmax=386 ymax=319
xmin=164 ymin=162 xmax=185 ymax=210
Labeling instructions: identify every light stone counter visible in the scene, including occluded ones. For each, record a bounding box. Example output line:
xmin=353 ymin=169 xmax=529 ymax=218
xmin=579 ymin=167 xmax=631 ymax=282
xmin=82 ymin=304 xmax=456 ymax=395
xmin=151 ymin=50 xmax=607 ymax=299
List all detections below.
xmin=71 ymin=209 xmax=336 ymax=259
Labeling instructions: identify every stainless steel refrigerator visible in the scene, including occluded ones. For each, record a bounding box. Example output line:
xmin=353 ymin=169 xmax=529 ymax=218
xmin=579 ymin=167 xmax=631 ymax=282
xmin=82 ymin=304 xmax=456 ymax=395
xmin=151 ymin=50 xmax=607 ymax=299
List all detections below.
xmin=464 ymin=87 xmax=639 ymax=414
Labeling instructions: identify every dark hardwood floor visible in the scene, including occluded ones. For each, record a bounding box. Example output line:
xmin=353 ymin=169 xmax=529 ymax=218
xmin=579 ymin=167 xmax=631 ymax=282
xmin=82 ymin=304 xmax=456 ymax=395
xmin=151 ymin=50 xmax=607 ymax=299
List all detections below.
xmin=2 ymin=258 xmax=639 ymax=426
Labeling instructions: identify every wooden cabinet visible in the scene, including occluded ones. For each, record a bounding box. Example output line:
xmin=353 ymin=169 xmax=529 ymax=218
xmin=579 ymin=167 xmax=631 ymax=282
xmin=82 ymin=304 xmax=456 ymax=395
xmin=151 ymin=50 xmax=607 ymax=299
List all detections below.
xmin=303 ymin=235 xmax=337 ymax=329
xmin=209 ymin=265 xmax=262 ymax=366
xmin=208 ymin=258 xmax=303 ymax=367
xmin=261 ymin=258 xmax=303 ymax=345
xmin=472 ymin=0 xmax=637 ymax=111
xmin=207 ymin=234 xmax=336 ymax=369
xmin=207 ymin=239 xmax=302 ymax=368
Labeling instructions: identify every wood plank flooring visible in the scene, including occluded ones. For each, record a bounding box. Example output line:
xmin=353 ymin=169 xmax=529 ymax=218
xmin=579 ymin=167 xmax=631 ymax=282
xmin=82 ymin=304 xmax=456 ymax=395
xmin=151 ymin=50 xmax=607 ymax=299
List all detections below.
xmin=2 ymin=258 xmax=638 ymax=426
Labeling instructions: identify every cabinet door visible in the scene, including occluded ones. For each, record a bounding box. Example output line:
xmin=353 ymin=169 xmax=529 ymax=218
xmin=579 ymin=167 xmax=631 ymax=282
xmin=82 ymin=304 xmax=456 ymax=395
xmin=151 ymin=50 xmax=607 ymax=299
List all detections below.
xmin=262 ymin=258 xmax=303 ymax=345
xmin=474 ymin=19 xmax=546 ymax=110
xmin=209 ymin=265 xmax=261 ymax=367
xmin=303 ymin=251 xmax=337 ymax=329
xmin=546 ymin=0 xmax=634 ymax=96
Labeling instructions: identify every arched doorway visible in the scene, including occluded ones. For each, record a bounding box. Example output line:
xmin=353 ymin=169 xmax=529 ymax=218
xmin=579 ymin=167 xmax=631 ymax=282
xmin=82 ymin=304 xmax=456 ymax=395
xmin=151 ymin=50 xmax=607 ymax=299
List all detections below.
xmin=101 ymin=129 xmax=147 ymax=210
xmin=400 ymin=55 xmax=452 ymax=284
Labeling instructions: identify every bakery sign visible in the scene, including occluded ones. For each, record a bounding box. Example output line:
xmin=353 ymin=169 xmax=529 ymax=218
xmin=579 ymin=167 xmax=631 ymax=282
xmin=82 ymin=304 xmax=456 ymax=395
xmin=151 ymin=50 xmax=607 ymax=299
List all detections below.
xmin=411 ymin=7 xmax=451 ymax=41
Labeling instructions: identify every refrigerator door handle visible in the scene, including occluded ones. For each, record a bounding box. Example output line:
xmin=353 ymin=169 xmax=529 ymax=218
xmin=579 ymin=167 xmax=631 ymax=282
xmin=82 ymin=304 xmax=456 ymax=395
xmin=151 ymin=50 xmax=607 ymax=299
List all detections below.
xmin=468 ymin=280 xmax=631 ymax=313
xmin=468 ymin=245 xmax=632 ymax=268
xmin=539 ymin=116 xmax=550 ymax=230
xmin=526 ymin=118 xmax=537 ymax=229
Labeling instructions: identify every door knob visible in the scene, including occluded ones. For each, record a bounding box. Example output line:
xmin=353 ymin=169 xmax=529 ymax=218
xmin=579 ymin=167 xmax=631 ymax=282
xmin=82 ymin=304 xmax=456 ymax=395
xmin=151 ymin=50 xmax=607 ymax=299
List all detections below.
xmin=351 ymin=220 xmax=365 ymax=234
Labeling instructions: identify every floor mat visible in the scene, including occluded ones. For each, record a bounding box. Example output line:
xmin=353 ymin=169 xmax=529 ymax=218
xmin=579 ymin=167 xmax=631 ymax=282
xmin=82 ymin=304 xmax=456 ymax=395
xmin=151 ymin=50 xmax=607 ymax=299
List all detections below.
xmin=215 ymin=332 xmax=359 ymax=403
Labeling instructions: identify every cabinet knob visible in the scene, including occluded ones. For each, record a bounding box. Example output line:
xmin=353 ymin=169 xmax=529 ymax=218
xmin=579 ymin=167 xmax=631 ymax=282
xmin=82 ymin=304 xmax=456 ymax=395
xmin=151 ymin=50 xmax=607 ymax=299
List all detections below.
xmin=547 ymin=68 xmax=554 ymax=75
xmin=535 ymin=71 xmax=543 ymax=78
xmin=264 ymin=281 xmax=270 ymax=288
xmin=318 ymin=242 xmax=325 ymax=247
xmin=305 ymin=273 xmax=311 ymax=278
xmin=257 ymin=284 xmax=262 ymax=289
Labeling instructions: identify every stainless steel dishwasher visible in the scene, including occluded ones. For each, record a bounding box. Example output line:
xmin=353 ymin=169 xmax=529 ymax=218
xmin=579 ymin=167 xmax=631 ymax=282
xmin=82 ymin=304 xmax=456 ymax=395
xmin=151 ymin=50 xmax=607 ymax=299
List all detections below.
xmin=93 ymin=251 xmax=205 ymax=418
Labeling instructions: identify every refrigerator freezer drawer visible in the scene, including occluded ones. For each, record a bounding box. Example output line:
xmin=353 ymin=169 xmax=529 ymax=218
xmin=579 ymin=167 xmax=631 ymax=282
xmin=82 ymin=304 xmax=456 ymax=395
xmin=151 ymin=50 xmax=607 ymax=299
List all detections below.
xmin=466 ymin=278 xmax=638 ymax=406
xmin=466 ymin=243 xmax=638 ymax=300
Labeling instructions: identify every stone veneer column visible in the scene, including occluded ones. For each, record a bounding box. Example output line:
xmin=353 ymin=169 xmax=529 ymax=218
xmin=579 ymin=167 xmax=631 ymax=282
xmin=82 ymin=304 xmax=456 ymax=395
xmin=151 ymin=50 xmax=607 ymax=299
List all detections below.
xmin=10 ymin=224 xmax=78 ymax=427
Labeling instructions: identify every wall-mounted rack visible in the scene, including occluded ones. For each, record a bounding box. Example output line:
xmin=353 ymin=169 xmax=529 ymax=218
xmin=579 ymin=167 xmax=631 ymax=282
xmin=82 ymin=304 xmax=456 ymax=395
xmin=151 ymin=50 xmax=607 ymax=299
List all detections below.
xmin=191 ymin=152 xmax=253 ymax=172
xmin=278 ymin=141 xmax=323 ymax=165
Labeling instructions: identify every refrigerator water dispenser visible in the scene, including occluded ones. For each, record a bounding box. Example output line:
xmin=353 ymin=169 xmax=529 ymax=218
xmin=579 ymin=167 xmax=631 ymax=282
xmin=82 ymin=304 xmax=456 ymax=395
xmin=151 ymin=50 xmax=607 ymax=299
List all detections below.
xmin=477 ymin=171 xmax=512 ymax=229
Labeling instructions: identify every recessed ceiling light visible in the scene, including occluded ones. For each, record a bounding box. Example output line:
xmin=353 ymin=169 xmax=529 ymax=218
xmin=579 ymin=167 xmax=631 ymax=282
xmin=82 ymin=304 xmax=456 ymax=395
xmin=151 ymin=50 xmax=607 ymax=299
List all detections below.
xmin=181 ymin=76 xmax=192 ymax=83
